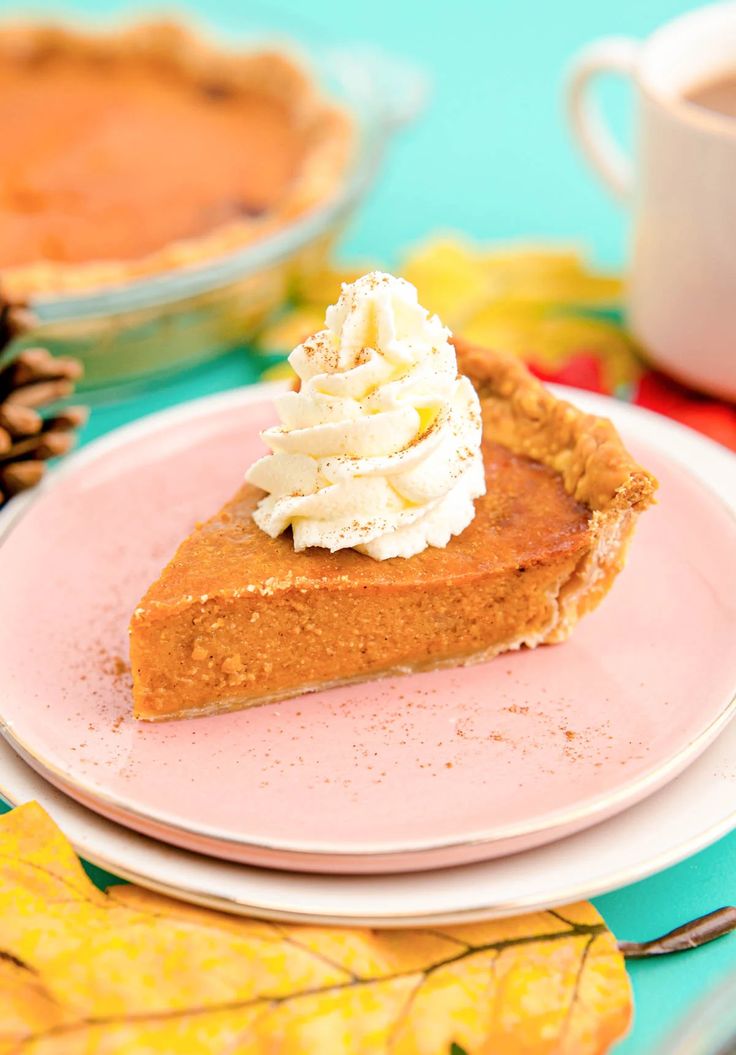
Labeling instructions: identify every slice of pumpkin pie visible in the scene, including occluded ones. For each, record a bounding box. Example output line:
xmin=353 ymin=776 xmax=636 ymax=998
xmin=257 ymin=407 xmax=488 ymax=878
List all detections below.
xmin=130 ymin=273 xmax=656 ymax=720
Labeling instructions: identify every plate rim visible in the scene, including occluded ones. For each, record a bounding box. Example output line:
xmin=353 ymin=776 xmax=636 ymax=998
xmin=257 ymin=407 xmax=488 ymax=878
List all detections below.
xmin=1 ymin=383 xmax=735 ymax=866
xmin=1 ymin=734 xmax=734 ymax=925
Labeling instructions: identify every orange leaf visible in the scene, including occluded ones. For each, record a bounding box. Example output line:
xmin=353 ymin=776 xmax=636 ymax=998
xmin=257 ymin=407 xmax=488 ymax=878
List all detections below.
xmin=0 ymin=803 xmax=632 ymax=1054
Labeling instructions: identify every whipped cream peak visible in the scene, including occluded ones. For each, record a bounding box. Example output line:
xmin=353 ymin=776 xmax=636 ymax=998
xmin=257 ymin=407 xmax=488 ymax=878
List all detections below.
xmin=245 ymin=271 xmax=486 ymax=560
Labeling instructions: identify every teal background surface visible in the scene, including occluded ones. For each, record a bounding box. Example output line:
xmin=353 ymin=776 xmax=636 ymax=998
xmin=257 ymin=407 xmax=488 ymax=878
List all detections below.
xmin=3 ymin=0 xmax=735 ymax=1051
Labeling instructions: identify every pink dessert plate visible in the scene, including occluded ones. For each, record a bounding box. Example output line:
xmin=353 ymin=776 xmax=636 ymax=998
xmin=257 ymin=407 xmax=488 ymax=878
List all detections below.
xmin=0 ymin=384 xmax=734 ymax=874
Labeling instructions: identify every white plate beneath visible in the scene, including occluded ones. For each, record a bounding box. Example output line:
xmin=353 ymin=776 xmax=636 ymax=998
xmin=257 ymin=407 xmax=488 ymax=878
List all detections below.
xmin=0 ymin=717 xmax=733 ymax=926
xmin=0 ymin=389 xmax=733 ymax=923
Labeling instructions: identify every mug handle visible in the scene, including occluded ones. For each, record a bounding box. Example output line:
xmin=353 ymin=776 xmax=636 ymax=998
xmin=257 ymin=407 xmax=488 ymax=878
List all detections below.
xmin=566 ymin=37 xmax=640 ymax=202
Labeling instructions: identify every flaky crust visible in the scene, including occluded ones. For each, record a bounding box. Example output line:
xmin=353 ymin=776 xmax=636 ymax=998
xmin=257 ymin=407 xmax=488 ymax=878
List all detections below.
xmin=0 ymin=20 xmax=353 ymax=300
xmin=454 ymin=338 xmax=656 ymax=514
xmin=454 ymin=338 xmax=657 ymax=643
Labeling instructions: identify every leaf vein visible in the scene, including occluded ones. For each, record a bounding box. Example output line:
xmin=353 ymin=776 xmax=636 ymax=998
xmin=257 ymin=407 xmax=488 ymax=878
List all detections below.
xmin=13 ymin=922 xmax=607 ymax=1049
xmin=559 ymin=932 xmax=596 ymax=1047
xmin=271 ymin=925 xmax=359 ymax=983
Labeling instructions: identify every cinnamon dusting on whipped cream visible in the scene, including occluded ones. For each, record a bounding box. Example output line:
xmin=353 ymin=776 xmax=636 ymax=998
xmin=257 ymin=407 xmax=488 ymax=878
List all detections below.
xmin=246 ymin=272 xmax=485 ymax=560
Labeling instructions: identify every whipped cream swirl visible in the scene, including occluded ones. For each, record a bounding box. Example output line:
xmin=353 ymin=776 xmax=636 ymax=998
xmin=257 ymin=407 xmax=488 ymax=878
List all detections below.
xmin=246 ymin=272 xmax=486 ymax=560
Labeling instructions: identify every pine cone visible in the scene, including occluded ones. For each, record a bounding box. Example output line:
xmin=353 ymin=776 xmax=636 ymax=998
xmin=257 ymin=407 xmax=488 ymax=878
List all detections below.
xmin=0 ymin=300 xmax=87 ymax=506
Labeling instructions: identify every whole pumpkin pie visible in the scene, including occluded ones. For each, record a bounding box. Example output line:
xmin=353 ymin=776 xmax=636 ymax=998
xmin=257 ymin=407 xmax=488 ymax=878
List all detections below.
xmin=130 ymin=273 xmax=656 ymax=721
xmin=0 ymin=21 xmax=352 ymax=299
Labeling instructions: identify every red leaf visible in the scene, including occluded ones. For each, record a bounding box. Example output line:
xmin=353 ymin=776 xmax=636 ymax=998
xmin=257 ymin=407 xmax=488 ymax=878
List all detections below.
xmin=529 ymin=354 xmax=608 ymax=394
xmin=634 ymin=371 xmax=736 ymax=451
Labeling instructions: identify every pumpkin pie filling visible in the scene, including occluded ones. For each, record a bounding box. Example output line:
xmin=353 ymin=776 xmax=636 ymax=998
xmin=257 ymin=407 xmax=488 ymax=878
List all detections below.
xmin=130 ymin=441 xmax=593 ymax=720
xmin=0 ymin=58 xmax=303 ymax=265
xmin=0 ymin=22 xmax=352 ymax=296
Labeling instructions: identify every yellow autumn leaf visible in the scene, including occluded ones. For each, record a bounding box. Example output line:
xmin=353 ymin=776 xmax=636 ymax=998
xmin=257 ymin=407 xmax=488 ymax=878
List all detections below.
xmin=294 ymin=262 xmax=379 ymax=306
xmin=462 ymin=309 xmax=643 ymax=390
xmin=0 ymin=803 xmax=631 ymax=1055
xmin=478 ymin=245 xmax=622 ymax=307
xmin=402 ymin=237 xmax=492 ymax=328
xmin=254 ymin=306 xmax=327 ymax=357
xmin=402 ymin=237 xmax=622 ymax=330
xmin=250 ymin=239 xmax=630 ymax=392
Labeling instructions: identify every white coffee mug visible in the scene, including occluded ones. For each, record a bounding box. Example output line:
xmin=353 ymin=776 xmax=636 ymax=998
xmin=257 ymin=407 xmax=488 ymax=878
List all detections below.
xmin=567 ymin=2 xmax=736 ymax=401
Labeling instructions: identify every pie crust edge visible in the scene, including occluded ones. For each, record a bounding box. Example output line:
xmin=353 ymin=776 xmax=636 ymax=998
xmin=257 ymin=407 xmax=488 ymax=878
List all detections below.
xmin=455 ymin=339 xmax=657 ymax=643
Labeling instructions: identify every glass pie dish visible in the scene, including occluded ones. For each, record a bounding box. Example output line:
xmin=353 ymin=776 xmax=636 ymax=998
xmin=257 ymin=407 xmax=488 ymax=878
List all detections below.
xmin=4 ymin=37 xmax=425 ymax=397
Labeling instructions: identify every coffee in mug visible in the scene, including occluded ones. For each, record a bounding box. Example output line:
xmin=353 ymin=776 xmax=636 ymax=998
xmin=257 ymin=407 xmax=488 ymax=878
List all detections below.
xmin=685 ymin=73 xmax=736 ymax=119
